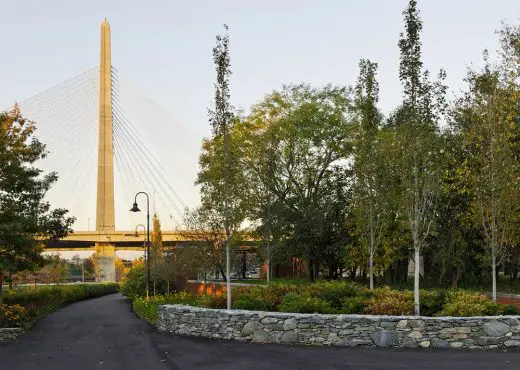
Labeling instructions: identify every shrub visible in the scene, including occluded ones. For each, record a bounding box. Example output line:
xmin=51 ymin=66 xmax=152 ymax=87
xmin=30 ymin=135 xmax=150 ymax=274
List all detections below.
xmin=120 ymin=265 xmax=146 ymax=299
xmin=132 ymin=292 xmax=199 ymax=324
xmin=262 ymin=285 xmax=295 ymax=308
xmin=231 ymin=286 xmax=278 ymax=311
xmin=502 ymin=304 xmax=520 ymax=315
xmin=4 ymin=284 xmax=119 ymax=307
xmin=278 ymin=292 xmax=335 ymax=314
xmin=363 ymin=286 xmax=414 ymax=315
xmin=205 ymin=294 xmax=227 ymax=309
xmin=164 ymin=291 xmax=197 ymax=305
xmin=123 ymin=275 xmax=520 ymax=318
xmin=340 ymin=296 xmax=369 ymax=314
xmin=269 ymin=278 xmax=310 ymax=286
xmin=420 ymin=289 xmax=445 ymax=316
xmin=437 ymin=291 xmax=505 ymax=316
xmin=132 ymin=297 xmax=158 ymax=323
xmin=0 ymin=304 xmax=25 ymax=328
xmin=2 ymin=283 xmax=119 ymax=328
xmin=311 ymin=281 xmax=368 ymax=310
xmin=233 ymin=295 xmax=271 ymax=311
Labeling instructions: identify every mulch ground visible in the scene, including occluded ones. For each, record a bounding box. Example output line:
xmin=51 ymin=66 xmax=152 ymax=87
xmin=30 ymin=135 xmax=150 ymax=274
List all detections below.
xmin=496 ymin=295 xmax=520 ymax=308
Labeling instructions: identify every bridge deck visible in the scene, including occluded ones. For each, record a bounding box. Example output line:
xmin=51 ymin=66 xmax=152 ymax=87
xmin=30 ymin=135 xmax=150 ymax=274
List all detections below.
xmin=44 ymin=230 xmax=258 ymax=252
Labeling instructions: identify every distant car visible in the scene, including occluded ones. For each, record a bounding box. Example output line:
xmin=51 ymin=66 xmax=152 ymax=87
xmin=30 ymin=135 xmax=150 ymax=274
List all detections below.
xmin=246 ymin=268 xmax=260 ymax=278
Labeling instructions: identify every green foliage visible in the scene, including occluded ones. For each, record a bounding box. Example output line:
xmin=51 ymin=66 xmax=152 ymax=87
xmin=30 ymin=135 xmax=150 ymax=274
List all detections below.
xmin=279 ymin=292 xmax=335 ymax=314
xmin=0 ymin=304 xmax=25 ymax=328
xmin=239 ymin=84 xmax=356 ymax=280
xmin=363 ymin=287 xmax=414 ymax=315
xmin=120 ymin=264 xmax=146 ymax=299
xmin=1 ymin=283 xmax=118 ymax=328
xmin=340 ymin=296 xmax=369 ymax=314
xmin=437 ymin=291 xmax=507 ymax=317
xmin=35 ymin=254 xmax=70 ymax=284
xmin=197 ymin=25 xmax=245 ymax=236
xmin=189 ymin=3 xmax=520 ymax=295
xmin=451 ymin=39 xmax=520 ymax=300
xmin=352 ymin=58 xmax=391 ymax=290
xmin=204 ymin=294 xmax=227 ymax=309
xmin=181 ymin=207 xmax=231 ymax=281
xmin=132 ymin=292 xmax=197 ymax=324
xmin=4 ymin=283 xmax=119 ymax=306
xmin=419 ymin=289 xmax=446 ymax=316
xmin=502 ymin=305 xmax=520 ymax=315
xmin=393 ymin=0 xmax=448 ymax=315
xmin=233 ymin=295 xmax=271 ymax=311
xmin=132 ymin=297 xmax=157 ymax=324
xmin=124 ymin=273 xmax=520 ymax=318
xmin=310 ymin=281 xmax=368 ymax=310
xmin=0 ymin=106 xmax=75 ymax=303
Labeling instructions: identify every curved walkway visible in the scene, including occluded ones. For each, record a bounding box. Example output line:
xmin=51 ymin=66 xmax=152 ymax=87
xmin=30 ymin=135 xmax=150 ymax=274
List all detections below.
xmin=1 ymin=294 xmax=520 ymax=369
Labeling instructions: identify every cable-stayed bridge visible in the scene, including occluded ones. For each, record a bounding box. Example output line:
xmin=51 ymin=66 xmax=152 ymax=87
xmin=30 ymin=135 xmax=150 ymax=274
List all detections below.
xmin=7 ymin=19 xmax=208 ymax=281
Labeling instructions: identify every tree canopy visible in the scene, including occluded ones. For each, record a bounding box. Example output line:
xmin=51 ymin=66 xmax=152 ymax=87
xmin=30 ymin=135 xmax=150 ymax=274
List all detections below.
xmin=194 ymin=1 xmax=520 ymax=310
xmin=0 ymin=105 xmax=75 ymax=302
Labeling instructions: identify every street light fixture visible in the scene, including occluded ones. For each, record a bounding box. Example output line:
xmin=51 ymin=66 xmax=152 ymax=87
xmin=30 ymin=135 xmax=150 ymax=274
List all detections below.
xmin=134 ymin=224 xmax=146 ymax=261
xmin=130 ymin=192 xmax=150 ymax=300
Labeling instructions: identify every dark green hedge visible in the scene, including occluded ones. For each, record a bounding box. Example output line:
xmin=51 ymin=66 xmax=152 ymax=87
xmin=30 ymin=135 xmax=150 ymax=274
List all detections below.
xmin=2 ymin=283 xmax=119 ymax=328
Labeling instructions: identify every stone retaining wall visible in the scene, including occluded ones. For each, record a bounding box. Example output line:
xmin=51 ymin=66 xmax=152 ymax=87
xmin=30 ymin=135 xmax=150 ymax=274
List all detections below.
xmin=0 ymin=328 xmax=23 ymax=342
xmin=158 ymin=305 xmax=520 ymax=349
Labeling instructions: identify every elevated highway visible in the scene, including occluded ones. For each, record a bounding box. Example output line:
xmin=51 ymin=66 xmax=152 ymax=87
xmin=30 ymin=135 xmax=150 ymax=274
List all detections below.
xmin=43 ymin=230 xmax=258 ymax=252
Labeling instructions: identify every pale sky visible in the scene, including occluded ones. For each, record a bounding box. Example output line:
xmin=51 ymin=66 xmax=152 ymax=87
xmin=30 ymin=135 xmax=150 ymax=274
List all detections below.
xmin=1 ymin=0 xmax=519 ymax=239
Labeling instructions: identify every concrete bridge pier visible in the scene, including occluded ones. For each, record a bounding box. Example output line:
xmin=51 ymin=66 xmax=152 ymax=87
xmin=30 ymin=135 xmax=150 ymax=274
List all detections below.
xmin=95 ymin=243 xmax=116 ymax=282
xmin=94 ymin=18 xmax=116 ymax=283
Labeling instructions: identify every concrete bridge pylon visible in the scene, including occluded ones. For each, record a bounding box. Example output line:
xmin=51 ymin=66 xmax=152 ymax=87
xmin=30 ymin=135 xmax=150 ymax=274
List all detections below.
xmin=95 ymin=18 xmax=116 ymax=282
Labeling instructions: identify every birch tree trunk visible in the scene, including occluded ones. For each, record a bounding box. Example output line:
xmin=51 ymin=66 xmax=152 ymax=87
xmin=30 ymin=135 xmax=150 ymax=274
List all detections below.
xmin=226 ymin=227 xmax=231 ymax=310
xmin=369 ymin=226 xmax=375 ymax=290
xmin=492 ymin=251 xmax=497 ymax=302
xmin=414 ymin=247 xmax=421 ymax=315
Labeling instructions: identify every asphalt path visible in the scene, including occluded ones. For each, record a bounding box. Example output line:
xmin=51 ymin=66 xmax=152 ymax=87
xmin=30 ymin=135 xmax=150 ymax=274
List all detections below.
xmin=1 ymin=293 xmax=520 ymax=369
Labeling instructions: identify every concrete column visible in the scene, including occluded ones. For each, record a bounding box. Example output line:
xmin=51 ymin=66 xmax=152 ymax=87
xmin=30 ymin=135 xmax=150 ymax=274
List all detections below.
xmin=96 ymin=18 xmax=115 ymax=232
xmin=95 ymin=243 xmax=116 ymax=282
xmin=96 ymin=19 xmax=116 ymax=282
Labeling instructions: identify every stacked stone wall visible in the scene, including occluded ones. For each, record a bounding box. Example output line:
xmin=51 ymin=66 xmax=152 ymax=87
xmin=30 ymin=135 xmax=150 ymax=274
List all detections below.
xmin=0 ymin=328 xmax=23 ymax=342
xmin=158 ymin=305 xmax=520 ymax=349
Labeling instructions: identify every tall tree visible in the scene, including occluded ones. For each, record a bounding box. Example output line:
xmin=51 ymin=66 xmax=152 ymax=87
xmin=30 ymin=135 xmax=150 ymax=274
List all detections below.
xmin=394 ymin=0 xmax=447 ymax=314
xmin=0 ymin=106 xmax=74 ymax=303
xmin=182 ymin=207 xmax=227 ymax=281
xmin=352 ymin=59 xmax=389 ymax=289
xmin=197 ymin=24 xmax=239 ymax=309
xmin=453 ymin=43 xmax=520 ymax=300
xmin=36 ymin=254 xmax=69 ymax=284
xmin=114 ymin=257 xmax=128 ymax=282
xmin=241 ymin=84 xmax=355 ymax=280
xmin=240 ymin=113 xmax=279 ymax=282
xmin=150 ymin=213 xmax=164 ymax=294
xmin=85 ymin=254 xmax=99 ymax=281
xmin=425 ymin=131 xmax=484 ymax=288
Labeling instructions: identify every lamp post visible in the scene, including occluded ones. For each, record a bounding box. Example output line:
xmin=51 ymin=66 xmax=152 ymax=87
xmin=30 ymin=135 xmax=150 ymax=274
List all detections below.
xmin=130 ymin=192 xmax=150 ymax=300
xmin=134 ymin=224 xmax=146 ymax=261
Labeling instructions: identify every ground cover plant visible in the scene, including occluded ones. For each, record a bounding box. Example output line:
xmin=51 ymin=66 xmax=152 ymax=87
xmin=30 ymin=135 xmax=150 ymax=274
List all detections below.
xmin=0 ymin=283 xmax=119 ymax=328
xmin=127 ymin=280 xmax=520 ymax=325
